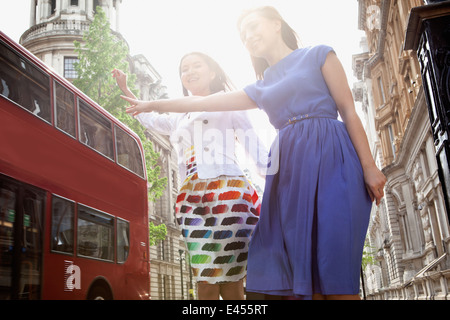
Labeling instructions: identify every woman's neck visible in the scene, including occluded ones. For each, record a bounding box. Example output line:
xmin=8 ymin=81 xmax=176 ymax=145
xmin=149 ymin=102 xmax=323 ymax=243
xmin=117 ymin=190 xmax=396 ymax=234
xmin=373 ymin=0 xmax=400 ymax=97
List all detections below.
xmin=265 ymin=43 xmax=294 ymax=66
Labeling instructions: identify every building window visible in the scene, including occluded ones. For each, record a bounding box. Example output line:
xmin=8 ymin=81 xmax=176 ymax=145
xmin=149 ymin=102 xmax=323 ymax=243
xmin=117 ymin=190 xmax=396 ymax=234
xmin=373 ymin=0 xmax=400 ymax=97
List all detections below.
xmin=424 ymin=68 xmax=439 ymax=122
xmin=71 ymin=0 xmax=79 ymax=6
xmin=388 ymin=124 xmax=396 ymax=159
xmin=94 ymin=0 xmax=100 ymax=13
xmin=378 ymin=76 xmax=386 ymax=105
xmin=51 ymin=0 xmax=56 ymax=15
xmin=172 ymin=169 xmax=177 ymax=190
xmin=64 ymin=57 xmax=78 ymax=79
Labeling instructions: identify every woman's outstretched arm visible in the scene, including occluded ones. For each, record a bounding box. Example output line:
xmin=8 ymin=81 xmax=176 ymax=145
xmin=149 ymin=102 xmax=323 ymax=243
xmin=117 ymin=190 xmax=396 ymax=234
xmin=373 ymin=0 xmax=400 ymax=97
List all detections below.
xmin=121 ymin=90 xmax=257 ymax=116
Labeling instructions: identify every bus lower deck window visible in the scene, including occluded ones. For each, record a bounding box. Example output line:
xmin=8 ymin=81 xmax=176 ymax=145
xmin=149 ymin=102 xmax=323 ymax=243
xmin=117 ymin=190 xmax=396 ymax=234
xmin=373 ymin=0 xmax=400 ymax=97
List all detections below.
xmin=77 ymin=205 xmax=114 ymax=261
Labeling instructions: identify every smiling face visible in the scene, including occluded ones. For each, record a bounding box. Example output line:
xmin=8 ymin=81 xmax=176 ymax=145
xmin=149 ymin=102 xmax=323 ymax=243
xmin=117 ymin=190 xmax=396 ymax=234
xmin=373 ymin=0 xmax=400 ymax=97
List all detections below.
xmin=179 ymin=54 xmax=216 ymax=96
xmin=237 ymin=6 xmax=299 ymax=79
xmin=239 ymin=12 xmax=282 ymax=60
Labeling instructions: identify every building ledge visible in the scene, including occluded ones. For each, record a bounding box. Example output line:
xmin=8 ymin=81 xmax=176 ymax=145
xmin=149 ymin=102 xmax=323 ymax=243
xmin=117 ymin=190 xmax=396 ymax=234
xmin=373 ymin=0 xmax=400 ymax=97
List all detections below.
xmin=404 ymin=1 xmax=450 ymax=51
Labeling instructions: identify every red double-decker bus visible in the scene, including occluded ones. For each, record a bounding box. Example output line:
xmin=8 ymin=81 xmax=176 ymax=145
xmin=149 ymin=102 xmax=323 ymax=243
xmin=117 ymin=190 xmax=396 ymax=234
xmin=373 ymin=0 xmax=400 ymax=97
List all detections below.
xmin=0 ymin=31 xmax=150 ymax=300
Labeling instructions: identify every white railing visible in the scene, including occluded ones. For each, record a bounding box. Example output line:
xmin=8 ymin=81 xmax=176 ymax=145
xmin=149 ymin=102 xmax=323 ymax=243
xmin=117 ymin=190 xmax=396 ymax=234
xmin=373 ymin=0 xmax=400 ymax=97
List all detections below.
xmin=21 ymin=20 xmax=91 ymax=43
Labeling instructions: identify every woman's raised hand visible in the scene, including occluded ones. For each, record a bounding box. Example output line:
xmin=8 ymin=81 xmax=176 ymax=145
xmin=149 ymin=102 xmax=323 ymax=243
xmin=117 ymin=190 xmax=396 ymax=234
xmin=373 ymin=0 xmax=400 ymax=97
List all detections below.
xmin=112 ymin=68 xmax=128 ymax=91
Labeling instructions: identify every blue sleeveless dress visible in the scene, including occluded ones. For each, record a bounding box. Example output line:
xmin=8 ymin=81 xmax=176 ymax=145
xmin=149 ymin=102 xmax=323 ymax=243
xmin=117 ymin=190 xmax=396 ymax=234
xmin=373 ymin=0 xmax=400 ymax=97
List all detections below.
xmin=244 ymin=45 xmax=372 ymax=298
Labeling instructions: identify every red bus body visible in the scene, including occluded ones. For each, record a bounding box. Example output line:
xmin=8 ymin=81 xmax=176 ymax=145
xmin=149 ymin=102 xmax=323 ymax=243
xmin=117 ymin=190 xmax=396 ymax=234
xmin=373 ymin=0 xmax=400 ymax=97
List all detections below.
xmin=0 ymin=31 xmax=150 ymax=299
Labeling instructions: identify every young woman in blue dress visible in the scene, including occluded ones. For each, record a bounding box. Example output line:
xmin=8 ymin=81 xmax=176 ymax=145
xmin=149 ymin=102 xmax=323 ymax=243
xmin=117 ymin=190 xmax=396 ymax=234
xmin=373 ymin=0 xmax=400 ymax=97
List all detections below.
xmin=121 ymin=6 xmax=387 ymax=300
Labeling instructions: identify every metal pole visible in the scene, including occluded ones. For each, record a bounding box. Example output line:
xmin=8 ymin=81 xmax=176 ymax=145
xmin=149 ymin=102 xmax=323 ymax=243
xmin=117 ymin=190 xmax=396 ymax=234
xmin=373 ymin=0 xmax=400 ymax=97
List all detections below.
xmin=179 ymin=249 xmax=184 ymax=300
xmin=361 ymin=267 xmax=367 ymax=300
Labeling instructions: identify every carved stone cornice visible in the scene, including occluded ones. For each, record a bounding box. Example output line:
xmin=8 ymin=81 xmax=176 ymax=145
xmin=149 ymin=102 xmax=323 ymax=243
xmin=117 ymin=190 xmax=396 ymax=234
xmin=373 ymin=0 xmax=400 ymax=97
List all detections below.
xmin=364 ymin=0 xmax=391 ymax=79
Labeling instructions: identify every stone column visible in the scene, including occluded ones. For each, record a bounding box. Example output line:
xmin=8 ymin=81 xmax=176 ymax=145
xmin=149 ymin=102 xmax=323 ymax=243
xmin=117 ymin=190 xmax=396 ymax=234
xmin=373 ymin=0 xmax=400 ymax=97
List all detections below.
xmin=30 ymin=0 xmax=37 ymax=26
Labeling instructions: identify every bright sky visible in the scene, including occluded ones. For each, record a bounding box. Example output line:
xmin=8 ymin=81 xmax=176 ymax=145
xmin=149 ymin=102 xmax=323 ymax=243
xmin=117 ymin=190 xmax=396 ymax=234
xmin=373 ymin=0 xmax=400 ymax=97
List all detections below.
xmin=0 ymin=0 xmax=365 ymax=97
xmin=119 ymin=0 xmax=365 ymax=97
xmin=0 ymin=0 xmax=366 ymax=186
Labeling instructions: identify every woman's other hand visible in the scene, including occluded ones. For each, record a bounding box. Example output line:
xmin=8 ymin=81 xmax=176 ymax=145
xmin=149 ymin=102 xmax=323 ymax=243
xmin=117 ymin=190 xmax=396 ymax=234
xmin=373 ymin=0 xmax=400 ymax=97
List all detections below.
xmin=364 ymin=165 xmax=387 ymax=206
xmin=121 ymin=95 xmax=155 ymax=116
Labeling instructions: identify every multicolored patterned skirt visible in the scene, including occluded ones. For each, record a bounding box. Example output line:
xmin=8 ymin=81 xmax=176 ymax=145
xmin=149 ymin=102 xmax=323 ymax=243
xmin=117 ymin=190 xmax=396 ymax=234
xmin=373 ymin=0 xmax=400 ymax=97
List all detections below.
xmin=175 ymin=173 xmax=261 ymax=284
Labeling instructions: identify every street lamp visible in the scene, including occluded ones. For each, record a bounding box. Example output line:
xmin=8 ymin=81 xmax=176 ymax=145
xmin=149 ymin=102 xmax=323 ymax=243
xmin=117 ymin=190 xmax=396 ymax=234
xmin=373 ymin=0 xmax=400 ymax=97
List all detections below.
xmin=178 ymin=249 xmax=185 ymax=300
xmin=188 ymin=255 xmax=194 ymax=300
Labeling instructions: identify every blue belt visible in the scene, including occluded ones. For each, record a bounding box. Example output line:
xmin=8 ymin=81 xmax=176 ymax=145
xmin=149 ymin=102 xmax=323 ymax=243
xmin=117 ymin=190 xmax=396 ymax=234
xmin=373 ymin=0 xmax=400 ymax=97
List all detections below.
xmin=282 ymin=112 xmax=337 ymax=129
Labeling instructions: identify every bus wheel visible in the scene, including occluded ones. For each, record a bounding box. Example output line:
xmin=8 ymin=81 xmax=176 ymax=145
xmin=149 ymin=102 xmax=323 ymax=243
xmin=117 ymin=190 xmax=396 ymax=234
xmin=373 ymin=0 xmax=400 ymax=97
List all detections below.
xmin=87 ymin=285 xmax=113 ymax=300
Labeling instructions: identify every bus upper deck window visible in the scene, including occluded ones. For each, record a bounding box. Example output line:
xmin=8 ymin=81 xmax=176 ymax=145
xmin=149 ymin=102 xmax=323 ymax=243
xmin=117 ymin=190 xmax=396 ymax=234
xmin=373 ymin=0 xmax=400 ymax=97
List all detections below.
xmin=54 ymin=81 xmax=76 ymax=138
xmin=115 ymin=125 xmax=145 ymax=178
xmin=78 ymin=100 xmax=113 ymax=159
xmin=0 ymin=40 xmax=51 ymax=123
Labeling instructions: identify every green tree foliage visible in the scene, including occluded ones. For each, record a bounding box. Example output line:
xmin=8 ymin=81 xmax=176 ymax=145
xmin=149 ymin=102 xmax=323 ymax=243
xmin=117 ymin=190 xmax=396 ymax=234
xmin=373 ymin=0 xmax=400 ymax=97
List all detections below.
xmin=362 ymin=242 xmax=377 ymax=270
xmin=149 ymin=222 xmax=167 ymax=246
xmin=73 ymin=7 xmax=167 ymax=202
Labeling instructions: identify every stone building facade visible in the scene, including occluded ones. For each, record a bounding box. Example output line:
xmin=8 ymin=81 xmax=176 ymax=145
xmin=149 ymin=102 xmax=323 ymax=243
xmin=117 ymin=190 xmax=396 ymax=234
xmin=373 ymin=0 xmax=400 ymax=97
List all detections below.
xmin=353 ymin=0 xmax=450 ymax=299
xmin=19 ymin=0 xmax=189 ymax=300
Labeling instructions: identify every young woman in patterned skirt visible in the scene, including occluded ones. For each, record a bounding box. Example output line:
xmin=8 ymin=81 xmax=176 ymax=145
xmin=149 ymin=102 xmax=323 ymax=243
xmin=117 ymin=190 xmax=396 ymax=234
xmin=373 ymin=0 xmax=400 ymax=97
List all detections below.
xmin=113 ymin=52 xmax=266 ymax=300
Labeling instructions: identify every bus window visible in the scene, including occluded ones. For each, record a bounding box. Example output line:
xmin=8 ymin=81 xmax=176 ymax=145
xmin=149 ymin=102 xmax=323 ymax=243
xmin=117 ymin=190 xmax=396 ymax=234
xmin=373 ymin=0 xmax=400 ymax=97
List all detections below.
xmin=22 ymin=188 xmax=45 ymax=299
xmin=51 ymin=196 xmax=75 ymax=254
xmin=78 ymin=100 xmax=113 ymax=159
xmin=116 ymin=218 xmax=129 ymax=263
xmin=77 ymin=205 xmax=114 ymax=261
xmin=0 ymin=40 xmax=51 ymax=123
xmin=115 ymin=125 xmax=145 ymax=178
xmin=0 ymin=174 xmax=45 ymax=300
xmin=0 ymin=185 xmax=16 ymax=300
xmin=54 ymin=81 xmax=76 ymax=138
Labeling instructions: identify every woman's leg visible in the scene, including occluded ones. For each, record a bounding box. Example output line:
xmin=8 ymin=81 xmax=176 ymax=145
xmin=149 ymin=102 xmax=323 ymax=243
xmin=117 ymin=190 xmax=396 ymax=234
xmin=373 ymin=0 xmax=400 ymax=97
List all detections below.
xmin=313 ymin=293 xmax=361 ymax=300
xmin=197 ymin=282 xmax=220 ymax=300
xmin=219 ymin=279 xmax=245 ymax=300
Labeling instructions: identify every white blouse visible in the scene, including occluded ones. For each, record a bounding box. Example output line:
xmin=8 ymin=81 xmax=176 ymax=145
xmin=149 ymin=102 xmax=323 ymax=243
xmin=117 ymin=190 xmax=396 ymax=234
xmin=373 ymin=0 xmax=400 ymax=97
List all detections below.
xmin=135 ymin=110 xmax=268 ymax=182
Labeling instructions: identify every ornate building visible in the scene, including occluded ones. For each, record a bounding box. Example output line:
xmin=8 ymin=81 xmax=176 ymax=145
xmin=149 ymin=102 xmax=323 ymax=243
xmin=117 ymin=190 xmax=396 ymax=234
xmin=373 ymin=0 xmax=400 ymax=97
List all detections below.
xmin=353 ymin=0 xmax=450 ymax=299
xmin=19 ymin=0 xmax=188 ymax=300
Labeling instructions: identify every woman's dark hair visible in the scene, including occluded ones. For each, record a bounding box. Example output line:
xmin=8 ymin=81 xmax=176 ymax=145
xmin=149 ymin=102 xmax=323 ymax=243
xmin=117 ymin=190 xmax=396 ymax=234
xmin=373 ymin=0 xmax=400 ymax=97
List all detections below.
xmin=237 ymin=6 xmax=300 ymax=80
xmin=179 ymin=52 xmax=235 ymax=96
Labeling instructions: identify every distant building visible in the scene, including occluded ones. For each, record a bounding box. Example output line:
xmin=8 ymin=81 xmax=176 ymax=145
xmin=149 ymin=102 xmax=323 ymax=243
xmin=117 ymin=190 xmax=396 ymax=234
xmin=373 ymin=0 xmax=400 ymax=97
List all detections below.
xmin=20 ymin=0 xmax=188 ymax=300
xmin=353 ymin=0 xmax=450 ymax=299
